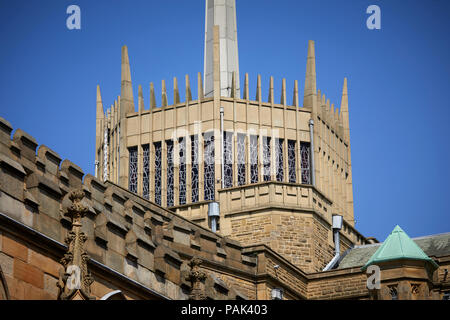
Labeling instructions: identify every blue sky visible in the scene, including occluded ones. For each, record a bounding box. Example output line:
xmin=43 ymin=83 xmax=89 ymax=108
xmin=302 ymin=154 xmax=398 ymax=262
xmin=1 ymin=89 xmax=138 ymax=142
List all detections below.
xmin=1 ymin=0 xmax=449 ymax=242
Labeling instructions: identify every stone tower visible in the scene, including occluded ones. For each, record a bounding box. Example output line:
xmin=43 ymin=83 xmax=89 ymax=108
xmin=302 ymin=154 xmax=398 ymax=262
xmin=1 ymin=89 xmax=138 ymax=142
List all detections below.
xmin=204 ymin=0 xmax=240 ymax=98
xmin=94 ymin=0 xmax=364 ymax=273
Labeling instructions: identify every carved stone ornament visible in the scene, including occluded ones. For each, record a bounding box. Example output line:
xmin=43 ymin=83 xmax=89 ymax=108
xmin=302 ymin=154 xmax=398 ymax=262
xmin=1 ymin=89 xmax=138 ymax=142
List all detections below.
xmin=57 ymin=190 xmax=95 ymax=300
xmin=185 ymin=257 xmax=207 ymax=300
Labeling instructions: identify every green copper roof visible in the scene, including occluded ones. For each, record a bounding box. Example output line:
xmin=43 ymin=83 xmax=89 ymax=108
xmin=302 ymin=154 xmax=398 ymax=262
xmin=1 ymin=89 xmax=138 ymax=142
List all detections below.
xmin=361 ymin=225 xmax=439 ymax=270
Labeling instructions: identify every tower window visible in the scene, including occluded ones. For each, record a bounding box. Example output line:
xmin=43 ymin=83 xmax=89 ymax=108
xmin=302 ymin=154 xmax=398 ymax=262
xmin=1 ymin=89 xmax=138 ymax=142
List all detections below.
xmin=300 ymin=142 xmax=311 ymax=184
xmin=223 ymin=132 xmax=233 ymax=188
xmin=191 ymin=135 xmax=199 ymax=203
xmin=179 ymin=138 xmax=187 ymax=205
xmin=154 ymin=142 xmax=162 ymax=206
xmin=275 ymin=138 xmax=284 ymax=182
xmin=142 ymin=144 xmax=150 ymax=199
xmin=166 ymin=140 xmax=174 ymax=207
xmin=128 ymin=146 xmax=138 ymax=193
xmin=288 ymin=140 xmax=296 ymax=183
xmin=204 ymin=132 xmax=215 ymax=201
xmin=263 ymin=136 xmax=271 ymax=182
xmin=250 ymin=135 xmax=258 ymax=184
xmin=237 ymin=134 xmax=246 ymax=186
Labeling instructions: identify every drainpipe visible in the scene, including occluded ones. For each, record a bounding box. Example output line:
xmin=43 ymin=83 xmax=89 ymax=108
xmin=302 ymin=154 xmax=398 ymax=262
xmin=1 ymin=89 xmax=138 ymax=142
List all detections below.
xmin=94 ymin=160 xmax=99 ymax=178
xmin=220 ymin=106 xmax=225 ymax=189
xmin=308 ymin=119 xmax=316 ymax=186
xmin=208 ymin=202 xmax=220 ymax=233
xmin=323 ymin=214 xmax=343 ymax=271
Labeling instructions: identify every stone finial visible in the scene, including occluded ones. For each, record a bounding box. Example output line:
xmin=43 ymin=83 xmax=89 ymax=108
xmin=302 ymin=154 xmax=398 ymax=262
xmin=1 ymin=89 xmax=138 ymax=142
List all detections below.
xmin=57 ymin=189 xmax=95 ymax=300
xmin=256 ymin=75 xmax=262 ymax=102
xmin=174 ymin=77 xmax=180 ymax=104
xmin=161 ymin=80 xmax=168 ymax=107
xmin=243 ymin=73 xmax=249 ymax=100
xmin=185 ymin=256 xmax=207 ymax=300
xmin=120 ymin=45 xmax=135 ymax=116
xmin=303 ymin=40 xmax=317 ymax=110
xmin=185 ymin=75 xmax=192 ymax=102
xmin=150 ymin=82 xmax=157 ymax=109
xmin=138 ymin=84 xmax=145 ymax=113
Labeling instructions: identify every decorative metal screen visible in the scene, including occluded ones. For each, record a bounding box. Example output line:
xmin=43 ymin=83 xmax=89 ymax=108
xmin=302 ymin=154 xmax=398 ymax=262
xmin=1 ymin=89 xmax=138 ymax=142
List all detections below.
xmin=166 ymin=140 xmax=174 ymax=207
xmin=179 ymin=138 xmax=186 ymax=205
xmin=154 ymin=142 xmax=162 ymax=205
xmin=288 ymin=140 xmax=296 ymax=183
xmin=223 ymin=132 xmax=233 ymax=188
xmin=300 ymin=142 xmax=311 ymax=184
xmin=250 ymin=135 xmax=258 ymax=183
xmin=263 ymin=137 xmax=271 ymax=182
xmin=128 ymin=147 xmax=138 ymax=193
xmin=143 ymin=144 xmax=150 ymax=199
xmin=237 ymin=134 xmax=246 ymax=186
xmin=275 ymin=139 xmax=284 ymax=182
xmin=191 ymin=135 xmax=199 ymax=203
xmin=204 ymin=132 xmax=215 ymax=201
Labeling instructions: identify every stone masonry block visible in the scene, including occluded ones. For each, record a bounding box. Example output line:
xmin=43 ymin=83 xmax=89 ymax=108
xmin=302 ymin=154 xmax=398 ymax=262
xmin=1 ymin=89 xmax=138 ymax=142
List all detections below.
xmin=28 ymin=250 xmax=60 ymax=278
xmin=2 ymin=234 xmax=28 ymax=262
xmin=14 ymin=258 xmax=44 ymax=289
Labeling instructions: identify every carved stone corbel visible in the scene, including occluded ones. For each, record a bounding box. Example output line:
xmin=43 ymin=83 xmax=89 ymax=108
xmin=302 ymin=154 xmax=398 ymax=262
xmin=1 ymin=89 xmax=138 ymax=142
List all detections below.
xmin=185 ymin=257 xmax=207 ymax=300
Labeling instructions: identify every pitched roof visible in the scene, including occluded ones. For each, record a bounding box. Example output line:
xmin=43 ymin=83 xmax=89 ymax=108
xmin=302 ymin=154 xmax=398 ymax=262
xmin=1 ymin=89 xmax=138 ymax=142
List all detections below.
xmin=338 ymin=227 xmax=449 ymax=270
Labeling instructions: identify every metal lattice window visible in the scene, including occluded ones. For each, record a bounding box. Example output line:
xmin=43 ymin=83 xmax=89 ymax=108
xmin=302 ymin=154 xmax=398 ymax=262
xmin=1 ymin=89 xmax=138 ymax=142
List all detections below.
xmin=223 ymin=132 xmax=233 ymax=188
xmin=237 ymin=134 xmax=246 ymax=186
xmin=263 ymin=137 xmax=271 ymax=182
xmin=154 ymin=142 xmax=162 ymax=205
xmin=250 ymin=135 xmax=258 ymax=184
xmin=179 ymin=138 xmax=186 ymax=205
xmin=191 ymin=135 xmax=199 ymax=203
xmin=128 ymin=147 xmax=138 ymax=193
xmin=300 ymin=142 xmax=311 ymax=184
xmin=166 ymin=140 xmax=174 ymax=207
xmin=275 ymin=139 xmax=284 ymax=182
xmin=143 ymin=144 xmax=150 ymax=199
xmin=288 ymin=140 xmax=296 ymax=183
xmin=204 ymin=133 xmax=215 ymax=201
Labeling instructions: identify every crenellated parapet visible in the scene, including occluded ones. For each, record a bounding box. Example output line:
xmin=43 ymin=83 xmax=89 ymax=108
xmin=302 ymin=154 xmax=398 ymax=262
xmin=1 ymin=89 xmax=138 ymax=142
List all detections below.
xmin=0 ymin=116 xmax=274 ymax=299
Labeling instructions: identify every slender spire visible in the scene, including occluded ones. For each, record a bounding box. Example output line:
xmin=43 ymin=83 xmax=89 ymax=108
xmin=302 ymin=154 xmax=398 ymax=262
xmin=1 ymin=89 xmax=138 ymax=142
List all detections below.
xmin=96 ymin=85 xmax=104 ymax=118
xmin=121 ymin=46 xmax=134 ymax=116
xmin=256 ymin=75 xmax=262 ymax=102
xmin=138 ymin=85 xmax=145 ymax=112
xmin=161 ymin=80 xmax=168 ymax=107
xmin=185 ymin=75 xmax=192 ymax=102
xmin=293 ymin=80 xmax=299 ymax=107
xmin=231 ymin=71 xmax=237 ymax=98
xmin=204 ymin=0 xmax=240 ymax=98
xmin=281 ymin=78 xmax=287 ymax=106
xmin=198 ymin=72 xmax=204 ymax=100
xmin=303 ymin=40 xmax=317 ymax=110
xmin=150 ymin=82 xmax=157 ymax=108
xmin=174 ymin=77 xmax=180 ymax=104
xmin=268 ymin=76 xmax=274 ymax=104
xmin=243 ymin=73 xmax=249 ymax=100
xmin=340 ymin=77 xmax=350 ymax=142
